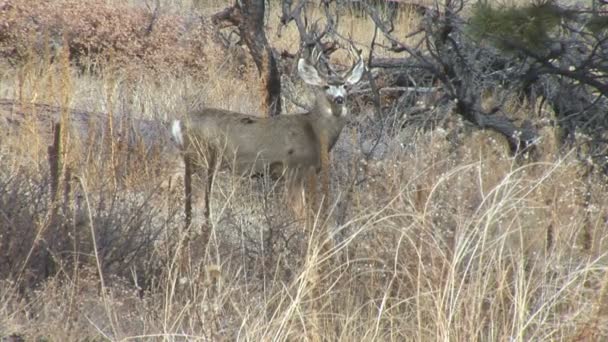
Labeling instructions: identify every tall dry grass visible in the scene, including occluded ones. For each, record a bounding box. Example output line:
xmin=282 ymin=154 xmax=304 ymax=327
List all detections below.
xmin=1 ymin=1 xmax=607 ymax=341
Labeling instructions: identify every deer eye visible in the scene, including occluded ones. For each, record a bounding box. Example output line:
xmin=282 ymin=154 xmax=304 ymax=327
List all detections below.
xmin=323 ymin=85 xmax=330 ymax=90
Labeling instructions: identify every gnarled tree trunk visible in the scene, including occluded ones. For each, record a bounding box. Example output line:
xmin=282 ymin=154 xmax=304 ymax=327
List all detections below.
xmin=213 ymin=0 xmax=281 ymax=117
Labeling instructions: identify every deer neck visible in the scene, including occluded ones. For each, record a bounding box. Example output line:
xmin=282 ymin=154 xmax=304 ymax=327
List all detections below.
xmin=311 ymin=97 xmax=348 ymax=151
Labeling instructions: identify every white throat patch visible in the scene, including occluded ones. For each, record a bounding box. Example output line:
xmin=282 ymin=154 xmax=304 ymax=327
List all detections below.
xmin=340 ymin=106 xmax=348 ymax=117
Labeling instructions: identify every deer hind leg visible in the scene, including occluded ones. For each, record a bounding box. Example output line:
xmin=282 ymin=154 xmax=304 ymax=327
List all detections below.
xmin=183 ymin=145 xmax=215 ymax=249
xmin=204 ymin=168 xmax=213 ymax=223
xmin=180 ymin=151 xmax=212 ymax=276
xmin=184 ymin=153 xmax=194 ymax=229
xmin=200 ymin=149 xmax=217 ymax=249
xmin=184 ymin=147 xmax=208 ymax=228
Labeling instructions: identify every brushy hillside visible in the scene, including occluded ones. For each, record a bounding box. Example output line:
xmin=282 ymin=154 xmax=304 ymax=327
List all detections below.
xmin=1 ymin=0 xmax=607 ymax=341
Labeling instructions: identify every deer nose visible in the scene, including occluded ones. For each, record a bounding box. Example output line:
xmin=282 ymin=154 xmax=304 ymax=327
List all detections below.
xmin=334 ymin=96 xmax=344 ymax=105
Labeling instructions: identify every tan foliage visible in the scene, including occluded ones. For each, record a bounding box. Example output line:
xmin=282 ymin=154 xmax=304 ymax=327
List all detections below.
xmin=2 ymin=1 xmax=608 ymax=341
xmin=0 ymin=0 xmax=217 ymax=75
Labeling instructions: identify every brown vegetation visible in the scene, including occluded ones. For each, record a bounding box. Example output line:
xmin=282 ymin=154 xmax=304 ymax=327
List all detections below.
xmin=1 ymin=0 xmax=607 ymax=341
xmin=0 ymin=0 xmax=217 ymax=76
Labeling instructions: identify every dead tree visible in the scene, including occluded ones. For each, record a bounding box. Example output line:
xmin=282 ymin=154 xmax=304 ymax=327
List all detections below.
xmin=213 ymin=0 xmax=281 ymax=117
xmin=358 ymin=0 xmax=538 ymax=154
xmin=279 ymin=0 xmax=340 ymax=62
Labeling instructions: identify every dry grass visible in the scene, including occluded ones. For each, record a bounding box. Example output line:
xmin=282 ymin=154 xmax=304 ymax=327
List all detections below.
xmin=1 ymin=1 xmax=608 ymax=341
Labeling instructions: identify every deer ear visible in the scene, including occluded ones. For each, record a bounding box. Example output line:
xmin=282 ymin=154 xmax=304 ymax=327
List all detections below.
xmin=298 ymin=58 xmax=326 ymax=86
xmin=345 ymin=58 xmax=365 ymax=86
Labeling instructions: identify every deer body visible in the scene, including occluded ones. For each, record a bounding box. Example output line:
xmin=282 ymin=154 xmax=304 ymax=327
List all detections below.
xmin=172 ymin=55 xmax=365 ymax=230
xmin=173 ymin=103 xmax=348 ymax=177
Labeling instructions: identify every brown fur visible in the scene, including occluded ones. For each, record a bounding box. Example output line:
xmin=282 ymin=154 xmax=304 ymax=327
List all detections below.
xmin=174 ymin=55 xmax=365 ymax=243
xmin=182 ymin=107 xmax=348 ymax=177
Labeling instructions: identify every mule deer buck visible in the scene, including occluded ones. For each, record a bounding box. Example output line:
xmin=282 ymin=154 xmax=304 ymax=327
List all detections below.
xmin=172 ymin=50 xmax=365 ymax=241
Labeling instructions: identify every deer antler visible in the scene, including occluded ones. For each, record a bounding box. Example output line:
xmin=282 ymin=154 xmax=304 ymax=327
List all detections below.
xmin=343 ymin=42 xmax=363 ymax=75
xmin=304 ymin=44 xmax=331 ymax=77
xmin=347 ymin=42 xmax=363 ymax=63
xmin=310 ymin=45 xmax=323 ymax=66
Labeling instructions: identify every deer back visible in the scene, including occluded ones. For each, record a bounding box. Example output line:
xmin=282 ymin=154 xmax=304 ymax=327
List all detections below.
xmin=182 ymin=108 xmax=348 ymax=177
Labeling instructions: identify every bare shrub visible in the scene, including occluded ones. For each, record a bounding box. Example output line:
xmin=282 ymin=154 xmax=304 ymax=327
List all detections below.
xmin=0 ymin=157 xmax=181 ymax=292
xmin=2 ymin=1 xmax=608 ymax=340
xmin=0 ymin=167 xmax=52 ymax=287
xmin=0 ymin=0 xmax=217 ymax=76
